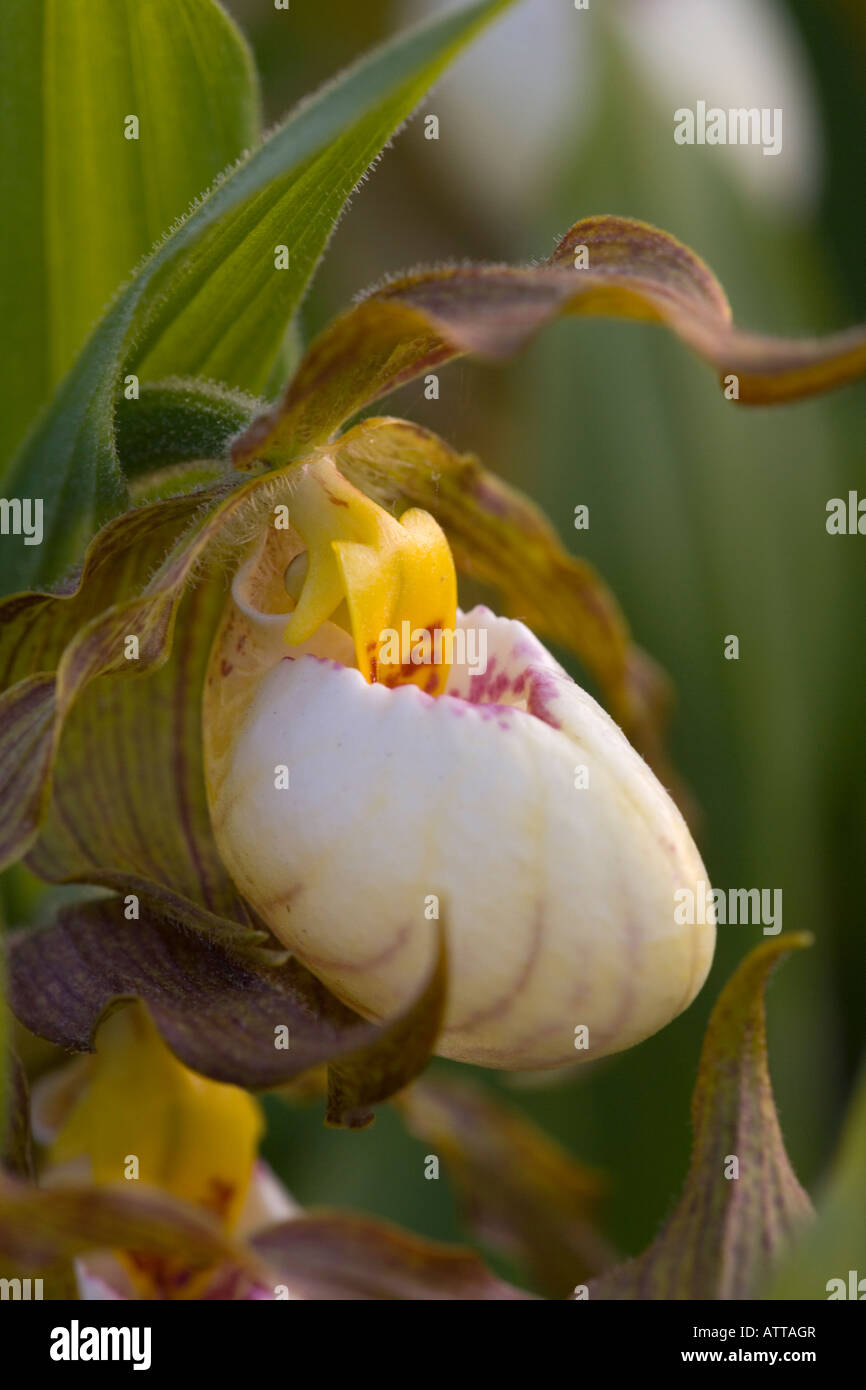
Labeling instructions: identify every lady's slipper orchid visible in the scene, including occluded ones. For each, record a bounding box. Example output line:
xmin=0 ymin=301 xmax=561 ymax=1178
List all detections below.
xmin=205 ymin=456 xmax=716 ymax=1069
xmin=3 ymin=213 xmax=866 ymax=1148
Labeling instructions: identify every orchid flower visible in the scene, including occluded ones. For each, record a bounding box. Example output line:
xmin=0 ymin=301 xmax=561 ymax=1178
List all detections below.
xmin=3 ymin=209 xmax=866 ymax=1115
xmin=32 ymin=1003 xmax=294 ymax=1301
xmin=9 ymin=1003 xmax=533 ymax=1301
xmin=205 ymin=452 xmax=714 ymax=1067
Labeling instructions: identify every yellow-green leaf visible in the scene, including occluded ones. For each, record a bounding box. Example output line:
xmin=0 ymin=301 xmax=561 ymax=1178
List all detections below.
xmin=0 ymin=0 xmax=259 ymax=477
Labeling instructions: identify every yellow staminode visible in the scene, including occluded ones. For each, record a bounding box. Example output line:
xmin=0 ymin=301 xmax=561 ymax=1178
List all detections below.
xmin=285 ymin=457 xmax=457 ymax=695
xmin=51 ymin=1003 xmax=263 ymax=1236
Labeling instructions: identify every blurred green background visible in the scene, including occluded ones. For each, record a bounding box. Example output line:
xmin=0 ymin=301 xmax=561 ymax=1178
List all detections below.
xmin=213 ymin=0 xmax=866 ymax=1279
xmin=5 ymin=0 xmax=865 ymax=1296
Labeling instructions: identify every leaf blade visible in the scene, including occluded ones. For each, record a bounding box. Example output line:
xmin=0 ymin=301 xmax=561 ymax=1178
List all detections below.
xmin=766 ymin=1060 xmax=866 ymax=1299
xmin=0 ymin=0 xmax=259 ymax=478
xmin=0 ymin=0 xmax=515 ymax=594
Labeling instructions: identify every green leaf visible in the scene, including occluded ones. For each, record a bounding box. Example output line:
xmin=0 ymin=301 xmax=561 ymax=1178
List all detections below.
xmin=588 ymin=935 xmax=814 ymax=1300
xmin=251 ymin=1211 xmax=533 ymax=1300
xmin=233 ymin=213 xmax=866 ymax=471
xmin=765 ymin=1060 xmax=866 ymax=1299
xmin=0 ymin=0 xmax=515 ymax=595
xmin=399 ymin=1075 xmax=614 ymax=1296
xmin=0 ymin=0 xmax=259 ymax=478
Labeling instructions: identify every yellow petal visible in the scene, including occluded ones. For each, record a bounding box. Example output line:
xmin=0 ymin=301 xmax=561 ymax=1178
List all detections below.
xmin=50 ymin=1002 xmax=262 ymax=1233
xmin=284 ymin=456 xmax=457 ymax=695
